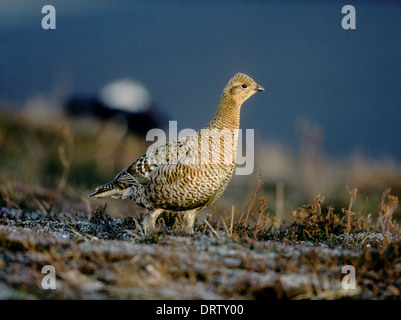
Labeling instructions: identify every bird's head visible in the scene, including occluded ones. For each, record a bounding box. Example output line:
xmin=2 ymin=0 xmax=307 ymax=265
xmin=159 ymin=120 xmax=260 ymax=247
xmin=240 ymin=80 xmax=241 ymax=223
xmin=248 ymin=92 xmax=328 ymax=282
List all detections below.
xmin=223 ymin=73 xmax=264 ymax=105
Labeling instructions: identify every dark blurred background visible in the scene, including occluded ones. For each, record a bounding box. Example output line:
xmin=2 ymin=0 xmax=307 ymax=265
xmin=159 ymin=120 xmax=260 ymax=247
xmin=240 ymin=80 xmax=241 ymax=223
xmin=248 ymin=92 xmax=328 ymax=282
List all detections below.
xmin=0 ymin=0 xmax=400 ymax=221
xmin=1 ymin=0 xmax=401 ymax=159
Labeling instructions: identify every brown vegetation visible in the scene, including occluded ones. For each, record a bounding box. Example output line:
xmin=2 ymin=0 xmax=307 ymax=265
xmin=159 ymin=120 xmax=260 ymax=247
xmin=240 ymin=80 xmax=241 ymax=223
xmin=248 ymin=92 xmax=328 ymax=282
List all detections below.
xmin=1 ymin=106 xmax=401 ymax=299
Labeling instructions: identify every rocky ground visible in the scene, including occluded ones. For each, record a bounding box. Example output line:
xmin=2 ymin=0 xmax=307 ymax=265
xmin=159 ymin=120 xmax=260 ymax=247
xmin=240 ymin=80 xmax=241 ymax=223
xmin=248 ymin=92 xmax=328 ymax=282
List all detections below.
xmin=1 ymin=109 xmax=400 ymax=300
xmin=1 ymin=196 xmax=400 ymax=300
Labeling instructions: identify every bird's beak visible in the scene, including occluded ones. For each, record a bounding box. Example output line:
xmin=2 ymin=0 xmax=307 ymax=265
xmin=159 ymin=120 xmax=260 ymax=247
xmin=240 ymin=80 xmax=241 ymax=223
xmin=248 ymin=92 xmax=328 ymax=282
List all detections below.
xmin=256 ymin=86 xmax=264 ymax=92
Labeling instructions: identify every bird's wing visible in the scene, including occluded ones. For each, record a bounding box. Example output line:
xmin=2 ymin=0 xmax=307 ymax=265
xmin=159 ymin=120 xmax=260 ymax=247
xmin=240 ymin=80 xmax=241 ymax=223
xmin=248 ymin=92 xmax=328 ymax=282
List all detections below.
xmin=114 ymin=134 xmax=198 ymax=185
xmin=114 ymin=165 xmax=151 ymax=185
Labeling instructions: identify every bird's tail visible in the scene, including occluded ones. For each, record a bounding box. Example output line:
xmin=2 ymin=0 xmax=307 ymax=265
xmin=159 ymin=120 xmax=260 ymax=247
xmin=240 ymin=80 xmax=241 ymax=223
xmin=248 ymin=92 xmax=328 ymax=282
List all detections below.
xmin=89 ymin=181 xmax=126 ymax=199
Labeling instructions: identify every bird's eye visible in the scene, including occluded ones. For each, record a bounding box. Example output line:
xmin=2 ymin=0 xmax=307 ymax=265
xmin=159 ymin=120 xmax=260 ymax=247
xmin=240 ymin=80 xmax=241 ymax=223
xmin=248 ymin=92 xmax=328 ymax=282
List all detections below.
xmin=242 ymin=84 xmax=248 ymax=89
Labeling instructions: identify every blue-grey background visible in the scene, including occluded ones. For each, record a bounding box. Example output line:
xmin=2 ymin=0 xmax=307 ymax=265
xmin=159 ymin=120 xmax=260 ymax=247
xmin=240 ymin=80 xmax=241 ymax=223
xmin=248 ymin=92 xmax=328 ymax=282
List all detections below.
xmin=1 ymin=0 xmax=400 ymax=162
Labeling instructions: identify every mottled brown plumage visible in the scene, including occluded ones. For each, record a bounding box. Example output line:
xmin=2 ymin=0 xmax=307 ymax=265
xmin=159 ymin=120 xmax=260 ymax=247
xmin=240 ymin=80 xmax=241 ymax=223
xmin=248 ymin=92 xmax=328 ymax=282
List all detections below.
xmin=90 ymin=73 xmax=264 ymax=234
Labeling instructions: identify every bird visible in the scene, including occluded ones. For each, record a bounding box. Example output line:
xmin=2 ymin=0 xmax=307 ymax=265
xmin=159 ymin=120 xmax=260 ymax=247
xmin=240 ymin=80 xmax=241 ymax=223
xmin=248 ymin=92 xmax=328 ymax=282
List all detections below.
xmin=89 ymin=73 xmax=264 ymax=234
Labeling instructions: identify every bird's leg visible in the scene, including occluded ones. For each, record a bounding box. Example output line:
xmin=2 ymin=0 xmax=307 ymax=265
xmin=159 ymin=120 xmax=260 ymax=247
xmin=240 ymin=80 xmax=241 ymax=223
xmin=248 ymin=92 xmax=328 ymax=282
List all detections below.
xmin=142 ymin=209 xmax=163 ymax=235
xmin=182 ymin=209 xmax=197 ymax=234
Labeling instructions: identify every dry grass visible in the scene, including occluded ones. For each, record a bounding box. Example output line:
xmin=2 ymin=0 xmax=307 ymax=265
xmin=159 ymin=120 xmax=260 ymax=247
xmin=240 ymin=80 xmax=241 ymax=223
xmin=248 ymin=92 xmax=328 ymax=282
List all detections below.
xmin=1 ymin=105 xmax=401 ymax=299
xmin=1 ymin=169 xmax=401 ymax=299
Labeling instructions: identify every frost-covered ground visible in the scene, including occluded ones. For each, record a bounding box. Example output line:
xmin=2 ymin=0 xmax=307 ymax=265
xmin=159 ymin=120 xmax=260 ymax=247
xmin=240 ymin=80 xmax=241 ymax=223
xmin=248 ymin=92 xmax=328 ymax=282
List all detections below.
xmin=1 ymin=109 xmax=400 ymax=300
xmin=1 ymin=207 xmax=400 ymax=300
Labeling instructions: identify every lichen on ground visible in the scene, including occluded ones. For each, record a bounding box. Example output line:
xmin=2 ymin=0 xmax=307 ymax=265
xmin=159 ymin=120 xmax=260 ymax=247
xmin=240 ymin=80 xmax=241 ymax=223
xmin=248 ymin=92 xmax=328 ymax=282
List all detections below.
xmin=0 ymin=189 xmax=400 ymax=300
xmin=1 ymin=108 xmax=400 ymax=300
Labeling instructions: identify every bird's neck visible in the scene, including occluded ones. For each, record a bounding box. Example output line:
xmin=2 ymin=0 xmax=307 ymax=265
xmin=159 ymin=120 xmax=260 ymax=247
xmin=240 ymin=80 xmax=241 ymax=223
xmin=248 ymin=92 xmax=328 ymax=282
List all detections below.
xmin=204 ymin=94 xmax=241 ymax=131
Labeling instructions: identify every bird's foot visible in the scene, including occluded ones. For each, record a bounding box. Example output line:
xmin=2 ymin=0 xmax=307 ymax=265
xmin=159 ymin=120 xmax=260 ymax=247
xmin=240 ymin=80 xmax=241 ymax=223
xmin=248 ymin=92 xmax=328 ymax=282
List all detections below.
xmin=142 ymin=209 xmax=163 ymax=235
xmin=181 ymin=210 xmax=197 ymax=235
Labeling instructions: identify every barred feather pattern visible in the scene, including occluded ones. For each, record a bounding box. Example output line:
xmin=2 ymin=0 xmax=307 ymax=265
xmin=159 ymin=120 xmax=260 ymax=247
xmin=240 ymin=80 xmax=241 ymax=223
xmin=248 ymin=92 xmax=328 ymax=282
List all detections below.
xmin=90 ymin=73 xmax=264 ymax=233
